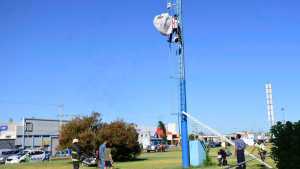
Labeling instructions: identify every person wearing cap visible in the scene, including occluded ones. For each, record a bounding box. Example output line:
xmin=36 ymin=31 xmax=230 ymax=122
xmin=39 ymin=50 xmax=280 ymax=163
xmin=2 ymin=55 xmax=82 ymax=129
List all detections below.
xmin=71 ymin=138 xmax=81 ymax=169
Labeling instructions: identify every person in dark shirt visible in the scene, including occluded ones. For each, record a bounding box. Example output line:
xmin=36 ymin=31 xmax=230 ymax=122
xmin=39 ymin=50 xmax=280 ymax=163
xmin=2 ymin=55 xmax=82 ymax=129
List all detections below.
xmin=71 ymin=138 xmax=81 ymax=169
xmin=217 ymin=149 xmax=228 ymax=166
xmin=234 ymin=134 xmax=246 ymax=169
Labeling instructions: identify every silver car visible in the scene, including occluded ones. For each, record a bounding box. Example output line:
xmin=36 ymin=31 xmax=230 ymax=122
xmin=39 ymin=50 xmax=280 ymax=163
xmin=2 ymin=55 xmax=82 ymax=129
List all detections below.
xmin=0 ymin=149 xmax=19 ymax=164
xmin=6 ymin=149 xmax=47 ymax=164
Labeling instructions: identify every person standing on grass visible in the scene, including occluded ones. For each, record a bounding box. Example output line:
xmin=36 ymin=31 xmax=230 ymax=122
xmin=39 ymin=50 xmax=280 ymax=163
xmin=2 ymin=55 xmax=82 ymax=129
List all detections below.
xmin=234 ymin=134 xmax=246 ymax=169
xmin=251 ymin=140 xmax=267 ymax=162
xmin=104 ymin=142 xmax=114 ymax=169
xmin=217 ymin=148 xmax=228 ymax=166
xmin=96 ymin=149 xmax=100 ymax=168
xmin=71 ymin=138 xmax=81 ymax=169
xmin=99 ymin=140 xmax=107 ymax=169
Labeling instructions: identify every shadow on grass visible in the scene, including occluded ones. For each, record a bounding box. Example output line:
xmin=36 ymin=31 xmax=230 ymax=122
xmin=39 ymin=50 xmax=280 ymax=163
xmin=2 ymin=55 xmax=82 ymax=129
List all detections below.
xmin=256 ymin=164 xmax=270 ymax=169
xmin=117 ymin=158 xmax=148 ymax=162
xmin=111 ymin=158 xmax=149 ymax=169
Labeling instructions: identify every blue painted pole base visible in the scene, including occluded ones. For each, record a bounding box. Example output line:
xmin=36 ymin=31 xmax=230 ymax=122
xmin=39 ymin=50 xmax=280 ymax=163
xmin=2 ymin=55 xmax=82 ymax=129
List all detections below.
xmin=189 ymin=140 xmax=207 ymax=167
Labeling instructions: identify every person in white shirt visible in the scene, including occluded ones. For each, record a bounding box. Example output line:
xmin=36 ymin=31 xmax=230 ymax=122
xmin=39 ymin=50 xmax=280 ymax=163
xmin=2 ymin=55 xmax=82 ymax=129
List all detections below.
xmin=252 ymin=140 xmax=267 ymax=161
xmin=168 ymin=15 xmax=182 ymax=44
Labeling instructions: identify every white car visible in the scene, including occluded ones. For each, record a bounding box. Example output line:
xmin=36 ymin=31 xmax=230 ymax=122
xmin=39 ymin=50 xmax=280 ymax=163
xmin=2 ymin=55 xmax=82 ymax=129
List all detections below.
xmin=5 ymin=150 xmax=46 ymax=164
xmin=0 ymin=149 xmax=20 ymax=164
xmin=27 ymin=150 xmax=46 ymax=161
xmin=5 ymin=152 xmax=28 ymax=164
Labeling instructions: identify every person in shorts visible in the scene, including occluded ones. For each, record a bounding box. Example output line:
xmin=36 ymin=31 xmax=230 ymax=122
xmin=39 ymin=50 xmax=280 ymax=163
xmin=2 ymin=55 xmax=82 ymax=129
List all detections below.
xmin=104 ymin=143 xmax=113 ymax=169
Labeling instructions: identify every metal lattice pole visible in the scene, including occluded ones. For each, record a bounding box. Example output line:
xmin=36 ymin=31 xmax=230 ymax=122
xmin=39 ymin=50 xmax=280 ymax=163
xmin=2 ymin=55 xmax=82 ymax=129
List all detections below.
xmin=176 ymin=0 xmax=190 ymax=168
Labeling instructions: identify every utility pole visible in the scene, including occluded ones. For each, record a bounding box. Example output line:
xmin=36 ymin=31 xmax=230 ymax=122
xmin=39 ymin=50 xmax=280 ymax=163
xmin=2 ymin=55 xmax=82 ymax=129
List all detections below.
xmin=281 ymin=107 xmax=286 ymax=123
xmin=153 ymin=0 xmax=190 ymax=167
xmin=176 ymin=0 xmax=190 ymax=168
xmin=22 ymin=117 xmax=25 ymax=149
xmin=58 ymin=104 xmax=64 ymax=128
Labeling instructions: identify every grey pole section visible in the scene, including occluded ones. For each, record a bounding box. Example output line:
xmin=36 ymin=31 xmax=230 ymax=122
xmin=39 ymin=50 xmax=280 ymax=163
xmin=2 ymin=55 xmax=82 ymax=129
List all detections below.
xmin=22 ymin=117 xmax=25 ymax=149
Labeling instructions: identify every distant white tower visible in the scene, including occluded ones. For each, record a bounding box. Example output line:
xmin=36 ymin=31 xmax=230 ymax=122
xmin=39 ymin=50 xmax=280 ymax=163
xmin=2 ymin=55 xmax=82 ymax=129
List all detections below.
xmin=265 ymin=83 xmax=275 ymax=128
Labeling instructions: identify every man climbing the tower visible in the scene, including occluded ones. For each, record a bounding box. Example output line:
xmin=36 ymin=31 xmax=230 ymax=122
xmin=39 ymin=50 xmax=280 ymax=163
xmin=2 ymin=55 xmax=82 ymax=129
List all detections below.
xmin=168 ymin=15 xmax=182 ymax=44
xmin=153 ymin=11 xmax=182 ymax=44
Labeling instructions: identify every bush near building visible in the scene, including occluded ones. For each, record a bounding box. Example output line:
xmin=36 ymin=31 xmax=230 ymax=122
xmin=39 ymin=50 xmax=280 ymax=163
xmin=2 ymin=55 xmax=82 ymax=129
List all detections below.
xmin=97 ymin=120 xmax=141 ymax=161
xmin=58 ymin=112 xmax=141 ymax=161
xmin=270 ymin=121 xmax=300 ymax=169
xmin=58 ymin=112 xmax=102 ymax=156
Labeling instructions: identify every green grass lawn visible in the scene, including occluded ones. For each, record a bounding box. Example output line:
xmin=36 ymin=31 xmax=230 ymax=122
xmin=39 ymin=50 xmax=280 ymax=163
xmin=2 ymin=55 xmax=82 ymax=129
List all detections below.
xmin=0 ymin=148 xmax=276 ymax=169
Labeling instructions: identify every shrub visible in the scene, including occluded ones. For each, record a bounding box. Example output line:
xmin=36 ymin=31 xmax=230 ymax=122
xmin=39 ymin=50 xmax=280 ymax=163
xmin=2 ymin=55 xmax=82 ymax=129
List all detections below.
xmin=59 ymin=113 xmax=141 ymax=161
xmin=203 ymin=147 xmax=213 ymax=166
xmin=58 ymin=112 xmax=102 ymax=156
xmin=97 ymin=120 xmax=141 ymax=161
xmin=270 ymin=121 xmax=300 ymax=169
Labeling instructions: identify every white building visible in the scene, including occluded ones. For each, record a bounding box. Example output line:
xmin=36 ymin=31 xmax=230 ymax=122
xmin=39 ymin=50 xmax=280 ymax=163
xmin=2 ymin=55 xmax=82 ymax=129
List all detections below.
xmin=0 ymin=122 xmax=20 ymax=149
xmin=0 ymin=122 xmax=20 ymax=140
xmin=166 ymin=123 xmax=179 ymax=145
xmin=166 ymin=123 xmax=177 ymax=134
xmin=0 ymin=118 xmax=68 ymax=155
xmin=138 ymin=123 xmax=180 ymax=148
xmin=137 ymin=127 xmax=154 ymax=149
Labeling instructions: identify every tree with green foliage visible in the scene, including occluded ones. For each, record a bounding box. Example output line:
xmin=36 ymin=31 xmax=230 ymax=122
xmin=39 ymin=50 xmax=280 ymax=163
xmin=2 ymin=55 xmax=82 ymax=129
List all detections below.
xmin=59 ymin=113 xmax=141 ymax=161
xmin=270 ymin=121 xmax=300 ymax=169
xmin=58 ymin=112 xmax=102 ymax=156
xmin=157 ymin=121 xmax=167 ymax=143
xmin=97 ymin=120 xmax=141 ymax=161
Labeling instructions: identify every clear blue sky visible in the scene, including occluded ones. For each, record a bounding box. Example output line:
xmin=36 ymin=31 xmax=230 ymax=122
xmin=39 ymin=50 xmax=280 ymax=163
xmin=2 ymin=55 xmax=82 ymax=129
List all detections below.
xmin=0 ymin=0 xmax=300 ymax=133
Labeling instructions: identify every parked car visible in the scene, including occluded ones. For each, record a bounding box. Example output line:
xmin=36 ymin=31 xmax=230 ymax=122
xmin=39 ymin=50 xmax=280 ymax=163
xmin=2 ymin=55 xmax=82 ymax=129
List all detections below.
xmin=54 ymin=150 xmax=69 ymax=157
xmin=146 ymin=144 xmax=158 ymax=152
xmin=207 ymin=141 xmax=221 ymax=148
xmin=146 ymin=143 xmax=168 ymax=152
xmin=5 ymin=149 xmax=48 ymax=164
xmin=44 ymin=151 xmax=51 ymax=161
xmin=157 ymin=144 xmax=168 ymax=152
xmin=81 ymin=154 xmax=97 ymax=167
xmin=0 ymin=149 xmax=20 ymax=164
xmin=5 ymin=151 xmax=28 ymax=164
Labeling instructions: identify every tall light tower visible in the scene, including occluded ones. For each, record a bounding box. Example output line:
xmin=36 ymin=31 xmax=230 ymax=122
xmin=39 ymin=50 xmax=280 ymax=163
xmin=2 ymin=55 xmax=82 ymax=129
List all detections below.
xmin=153 ymin=0 xmax=190 ymax=167
xmin=176 ymin=0 xmax=190 ymax=168
xmin=265 ymin=83 xmax=275 ymax=128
